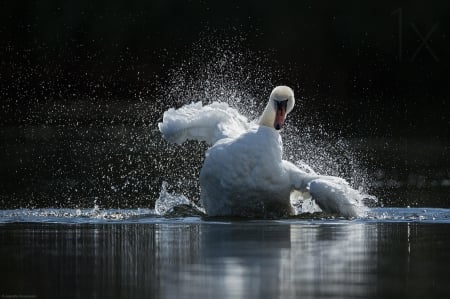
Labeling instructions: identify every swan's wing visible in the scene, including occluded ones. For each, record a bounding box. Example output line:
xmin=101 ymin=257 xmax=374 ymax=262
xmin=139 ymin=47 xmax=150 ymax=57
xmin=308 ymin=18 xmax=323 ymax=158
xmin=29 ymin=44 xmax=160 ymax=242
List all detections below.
xmin=285 ymin=161 xmax=366 ymax=218
xmin=308 ymin=177 xmax=366 ymax=218
xmin=158 ymin=102 xmax=251 ymax=145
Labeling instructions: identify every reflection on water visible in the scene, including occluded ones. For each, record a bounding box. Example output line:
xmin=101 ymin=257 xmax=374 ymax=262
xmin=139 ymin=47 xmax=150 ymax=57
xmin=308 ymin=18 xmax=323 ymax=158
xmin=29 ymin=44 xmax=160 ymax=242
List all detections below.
xmin=1 ymin=221 xmax=450 ymax=298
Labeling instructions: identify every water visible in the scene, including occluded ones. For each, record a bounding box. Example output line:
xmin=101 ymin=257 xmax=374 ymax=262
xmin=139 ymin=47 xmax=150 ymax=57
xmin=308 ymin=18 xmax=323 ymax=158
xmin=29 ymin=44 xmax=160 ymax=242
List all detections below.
xmin=1 ymin=208 xmax=450 ymax=299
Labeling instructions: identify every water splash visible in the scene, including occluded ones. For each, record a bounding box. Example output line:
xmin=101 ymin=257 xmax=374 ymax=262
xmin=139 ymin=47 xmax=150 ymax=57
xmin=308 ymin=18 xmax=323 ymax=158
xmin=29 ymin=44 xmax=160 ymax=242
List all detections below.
xmin=1 ymin=32 xmax=376 ymax=212
xmin=290 ymin=190 xmax=320 ymax=214
xmin=155 ymin=182 xmax=204 ymax=216
xmin=155 ymin=35 xmax=376 ymax=216
xmin=0 ymin=207 xmax=156 ymax=223
xmin=2 ymin=207 xmax=450 ymax=224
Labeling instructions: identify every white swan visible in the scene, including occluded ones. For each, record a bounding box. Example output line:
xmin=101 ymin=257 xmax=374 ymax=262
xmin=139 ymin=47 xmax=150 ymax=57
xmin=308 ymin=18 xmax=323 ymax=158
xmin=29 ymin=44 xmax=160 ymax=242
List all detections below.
xmin=159 ymin=86 xmax=365 ymax=218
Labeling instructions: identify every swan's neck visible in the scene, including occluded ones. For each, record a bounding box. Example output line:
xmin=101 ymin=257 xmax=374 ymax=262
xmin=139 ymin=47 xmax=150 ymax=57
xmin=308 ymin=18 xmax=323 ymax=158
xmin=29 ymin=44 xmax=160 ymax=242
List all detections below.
xmin=258 ymin=104 xmax=275 ymax=128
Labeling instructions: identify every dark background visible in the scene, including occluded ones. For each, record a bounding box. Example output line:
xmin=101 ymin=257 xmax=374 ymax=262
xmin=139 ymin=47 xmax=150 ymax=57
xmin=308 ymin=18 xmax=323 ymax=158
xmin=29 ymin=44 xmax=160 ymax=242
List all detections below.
xmin=0 ymin=1 xmax=449 ymax=208
xmin=1 ymin=0 xmax=449 ymax=137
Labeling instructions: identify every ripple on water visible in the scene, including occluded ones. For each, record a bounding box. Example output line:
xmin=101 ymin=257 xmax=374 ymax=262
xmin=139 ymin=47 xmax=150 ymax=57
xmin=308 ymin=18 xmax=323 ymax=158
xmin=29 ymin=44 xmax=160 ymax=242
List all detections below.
xmin=1 ymin=207 xmax=450 ymax=224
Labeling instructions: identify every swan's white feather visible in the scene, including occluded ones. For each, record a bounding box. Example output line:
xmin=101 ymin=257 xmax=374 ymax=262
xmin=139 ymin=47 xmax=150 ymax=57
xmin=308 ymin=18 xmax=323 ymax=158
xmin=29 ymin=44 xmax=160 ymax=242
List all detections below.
xmin=158 ymin=102 xmax=251 ymax=145
xmin=308 ymin=179 xmax=364 ymax=218
xmin=158 ymin=87 xmax=366 ymax=218
xmin=200 ymin=126 xmax=294 ymax=217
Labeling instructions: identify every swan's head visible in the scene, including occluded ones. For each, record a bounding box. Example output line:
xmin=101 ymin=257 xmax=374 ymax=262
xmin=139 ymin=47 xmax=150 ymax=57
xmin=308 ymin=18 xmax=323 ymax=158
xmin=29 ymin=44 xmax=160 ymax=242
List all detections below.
xmin=259 ymin=86 xmax=295 ymax=130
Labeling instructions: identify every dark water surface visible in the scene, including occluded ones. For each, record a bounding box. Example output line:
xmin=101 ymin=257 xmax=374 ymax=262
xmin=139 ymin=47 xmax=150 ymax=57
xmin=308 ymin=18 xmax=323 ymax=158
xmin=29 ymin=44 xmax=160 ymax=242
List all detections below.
xmin=1 ymin=208 xmax=450 ymax=299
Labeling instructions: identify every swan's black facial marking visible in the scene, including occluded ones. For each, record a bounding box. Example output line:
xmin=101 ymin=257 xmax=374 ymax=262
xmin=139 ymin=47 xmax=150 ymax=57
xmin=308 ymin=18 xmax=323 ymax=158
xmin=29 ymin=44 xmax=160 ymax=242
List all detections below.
xmin=273 ymin=99 xmax=288 ymax=111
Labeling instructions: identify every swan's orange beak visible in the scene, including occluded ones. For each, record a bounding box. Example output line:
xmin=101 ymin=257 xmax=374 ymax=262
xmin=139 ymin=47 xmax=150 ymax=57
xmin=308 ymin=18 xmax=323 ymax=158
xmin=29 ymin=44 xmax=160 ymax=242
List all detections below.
xmin=274 ymin=100 xmax=288 ymax=130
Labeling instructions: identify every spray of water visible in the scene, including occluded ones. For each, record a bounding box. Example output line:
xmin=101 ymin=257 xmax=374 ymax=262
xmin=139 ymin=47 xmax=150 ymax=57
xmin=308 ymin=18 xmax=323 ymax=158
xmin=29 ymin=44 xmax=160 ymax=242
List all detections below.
xmin=2 ymin=31 xmax=375 ymax=213
xmin=154 ymin=34 xmax=376 ymax=216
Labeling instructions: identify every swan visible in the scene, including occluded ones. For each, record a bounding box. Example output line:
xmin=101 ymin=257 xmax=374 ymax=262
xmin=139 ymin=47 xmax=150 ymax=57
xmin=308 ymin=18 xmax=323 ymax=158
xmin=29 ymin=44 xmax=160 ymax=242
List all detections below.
xmin=159 ymin=86 xmax=365 ymax=218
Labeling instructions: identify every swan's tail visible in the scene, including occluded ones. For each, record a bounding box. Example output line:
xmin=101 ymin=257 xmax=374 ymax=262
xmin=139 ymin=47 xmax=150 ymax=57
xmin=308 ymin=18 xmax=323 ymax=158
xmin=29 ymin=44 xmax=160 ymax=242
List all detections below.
xmin=159 ymin=102 xmax=250 ymax=145
xmin=308 ymin=177 xmax=367 ymax=218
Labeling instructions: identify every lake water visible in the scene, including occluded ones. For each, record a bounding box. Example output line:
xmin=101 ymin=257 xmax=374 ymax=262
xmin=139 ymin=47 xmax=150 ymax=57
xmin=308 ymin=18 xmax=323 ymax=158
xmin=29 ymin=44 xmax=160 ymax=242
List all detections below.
xmin=1 ymin=208 xmax=450 ymax=299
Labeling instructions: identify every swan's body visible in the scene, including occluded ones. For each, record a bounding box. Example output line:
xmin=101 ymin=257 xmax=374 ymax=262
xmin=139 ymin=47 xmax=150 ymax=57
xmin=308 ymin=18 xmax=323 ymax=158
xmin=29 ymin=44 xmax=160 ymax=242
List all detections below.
xmin=159 ymin=86 xmax=365 ymax=218
xmin=200 ymin=126 xmax=294 ymax=217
